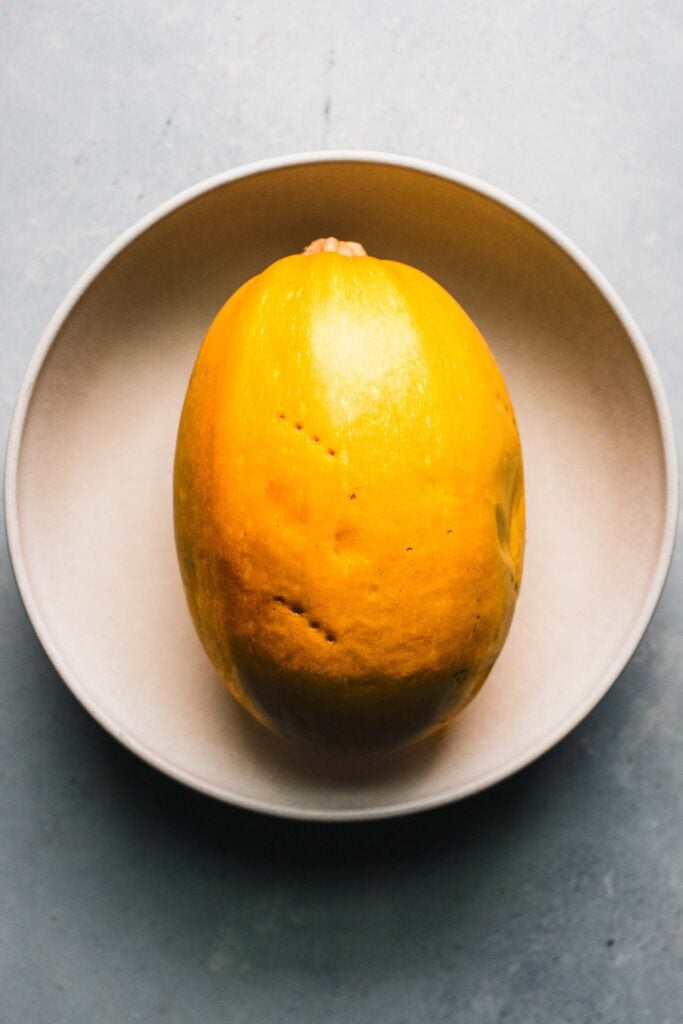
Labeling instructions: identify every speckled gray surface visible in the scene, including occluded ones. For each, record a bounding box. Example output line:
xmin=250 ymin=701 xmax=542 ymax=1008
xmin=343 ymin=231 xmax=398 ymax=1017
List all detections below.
xmin=1 ymin=3 xmax=681 ymax=1022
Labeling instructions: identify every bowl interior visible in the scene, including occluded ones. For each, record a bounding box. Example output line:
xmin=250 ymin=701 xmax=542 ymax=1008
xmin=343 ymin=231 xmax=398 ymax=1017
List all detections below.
xmin=11 ymin=159 xmax=672 ymax=818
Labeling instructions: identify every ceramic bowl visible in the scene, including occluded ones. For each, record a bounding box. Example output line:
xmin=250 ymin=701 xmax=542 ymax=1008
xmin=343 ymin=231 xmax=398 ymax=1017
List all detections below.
xmin=5 ymin=152 xmax=677 ymax=820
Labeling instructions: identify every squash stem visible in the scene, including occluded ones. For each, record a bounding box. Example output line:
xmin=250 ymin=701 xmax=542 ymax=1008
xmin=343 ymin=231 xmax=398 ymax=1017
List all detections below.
xmin=304 ymin=237 xmax=367 ymax=257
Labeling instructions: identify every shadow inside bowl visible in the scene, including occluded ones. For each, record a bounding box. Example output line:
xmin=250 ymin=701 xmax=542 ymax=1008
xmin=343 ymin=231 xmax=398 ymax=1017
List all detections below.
xmin=222 ymin=692 xmax=450 ymax=792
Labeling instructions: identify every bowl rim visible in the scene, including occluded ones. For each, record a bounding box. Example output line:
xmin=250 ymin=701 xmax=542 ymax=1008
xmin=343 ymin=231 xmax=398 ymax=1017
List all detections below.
xmin=4 ymin=149 xmax=679 ymax=821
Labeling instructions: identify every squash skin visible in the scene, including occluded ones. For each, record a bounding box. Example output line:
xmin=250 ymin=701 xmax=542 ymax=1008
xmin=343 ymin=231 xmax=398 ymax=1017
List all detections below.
xmin=174 ymin=251 xmax=525 ymax=751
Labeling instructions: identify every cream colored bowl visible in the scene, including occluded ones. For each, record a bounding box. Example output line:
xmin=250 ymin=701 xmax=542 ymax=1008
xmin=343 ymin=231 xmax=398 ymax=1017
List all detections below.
xmin=5 ymin=153 xmax=677 ymax=820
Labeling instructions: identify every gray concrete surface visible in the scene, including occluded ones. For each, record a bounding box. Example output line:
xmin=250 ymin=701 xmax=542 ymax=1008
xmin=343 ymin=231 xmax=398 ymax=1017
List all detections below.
xmin=1 ymin=2 xmax=681 ymax=1022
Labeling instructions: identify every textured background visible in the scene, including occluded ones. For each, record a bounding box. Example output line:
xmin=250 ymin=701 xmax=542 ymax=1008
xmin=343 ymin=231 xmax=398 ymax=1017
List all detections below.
xmin=1 ymin=2 xmax=681 ymax=1022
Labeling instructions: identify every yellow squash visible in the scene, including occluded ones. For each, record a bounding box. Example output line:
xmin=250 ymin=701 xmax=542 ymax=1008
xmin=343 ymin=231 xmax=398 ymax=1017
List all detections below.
xmin=174 ymin=238 xmax=524 ymax=750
